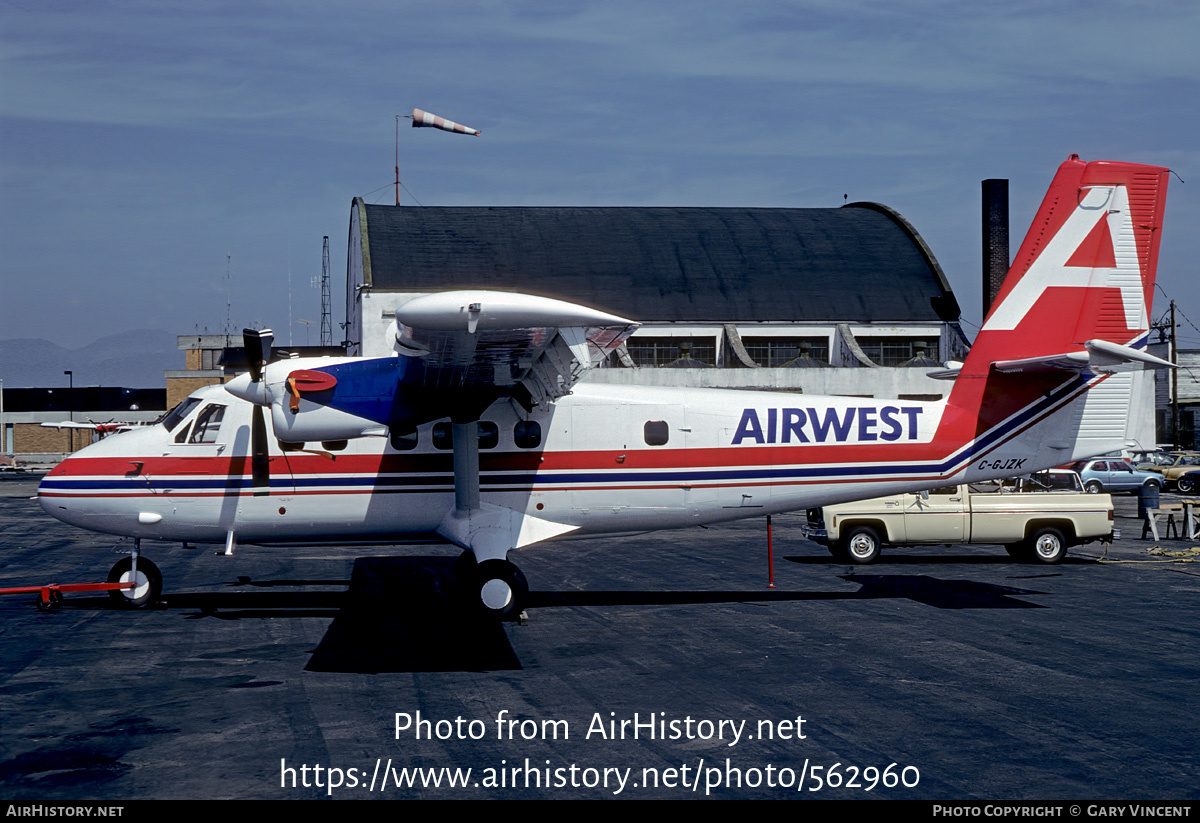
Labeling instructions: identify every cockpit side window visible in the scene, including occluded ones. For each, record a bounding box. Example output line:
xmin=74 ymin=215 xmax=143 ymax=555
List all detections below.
xmin=161 ymin=396 xmax=203 ymax=433
xmin=188 ymin=404 xmax=226 ymax=444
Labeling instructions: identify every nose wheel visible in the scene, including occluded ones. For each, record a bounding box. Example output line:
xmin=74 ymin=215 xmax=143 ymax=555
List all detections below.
xmin=107 ymin=555 xmax=162 ymax=608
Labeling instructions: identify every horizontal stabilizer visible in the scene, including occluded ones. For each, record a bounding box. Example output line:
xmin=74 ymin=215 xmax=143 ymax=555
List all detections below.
xmin=927 ymin=361 xmax=963 ymax=381
xmin=992 ymin=339 xmax=1174 ymax=375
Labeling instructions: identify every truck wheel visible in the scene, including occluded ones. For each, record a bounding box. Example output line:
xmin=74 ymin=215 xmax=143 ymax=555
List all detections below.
xmin=842 ymin=526 xmax=881 ymax=564
xmin=1027 ymin=527 xmax=1067 ymax=565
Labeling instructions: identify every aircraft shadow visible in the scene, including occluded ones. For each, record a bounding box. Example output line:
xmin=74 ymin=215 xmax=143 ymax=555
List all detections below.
xmin=784 ymin=553 xmax=1094 ymax=566
xmin=45 ymin=558 xmax=1049 ymax=674
xmin=531 ymin=576 xmax=1047 ymax=611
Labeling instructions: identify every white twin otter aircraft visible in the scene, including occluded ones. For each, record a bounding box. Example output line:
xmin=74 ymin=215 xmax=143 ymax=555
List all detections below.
xmin=38 ymin=156 xmax=1173 ymax=619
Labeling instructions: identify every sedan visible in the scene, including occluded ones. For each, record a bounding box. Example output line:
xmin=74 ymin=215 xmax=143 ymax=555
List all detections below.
xmin=1071 ymin=459 xmax=1163 ymax=494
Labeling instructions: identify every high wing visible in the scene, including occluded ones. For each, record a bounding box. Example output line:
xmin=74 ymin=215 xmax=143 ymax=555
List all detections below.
xmin=227 ymin=290 xmax=637 ymax=442
xmin=226 ymin=290 xmax=638 ymax=565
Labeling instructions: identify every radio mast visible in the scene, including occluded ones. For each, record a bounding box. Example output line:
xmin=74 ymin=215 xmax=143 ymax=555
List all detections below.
xmin=320 ymin=236 xmax=332 ymax=347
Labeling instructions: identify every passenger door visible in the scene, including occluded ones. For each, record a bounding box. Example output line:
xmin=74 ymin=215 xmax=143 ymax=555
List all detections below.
xmin=903 ymin=485 xmax=967 ymax=543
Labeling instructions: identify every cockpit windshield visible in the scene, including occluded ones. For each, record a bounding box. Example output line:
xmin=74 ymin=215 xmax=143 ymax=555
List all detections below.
xmin=159 ymin=396 xmax=204 ymax=433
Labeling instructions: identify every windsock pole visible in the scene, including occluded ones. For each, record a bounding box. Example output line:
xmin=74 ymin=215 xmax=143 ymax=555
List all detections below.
xmin=397 ymin=108 xmax=481 ymax=206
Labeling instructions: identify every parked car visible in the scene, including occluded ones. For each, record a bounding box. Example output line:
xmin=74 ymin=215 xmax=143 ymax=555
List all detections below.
xmin=1145 ymin=453 xmax=1200 ymax=490
xmin=1070 ymin=458 xmax=1162 ymax=494
xmin=1131 ymin=450 xmax=1177 ymax=471
xmin=1176 ymin=470 xmax=1200 ymax=494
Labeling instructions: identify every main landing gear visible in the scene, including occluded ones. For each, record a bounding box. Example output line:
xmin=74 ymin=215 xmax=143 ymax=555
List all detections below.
xmin=107 ymin=540 xmax=163 ymax=608
xmin=455 ymin=551 xmax=529 ymax=621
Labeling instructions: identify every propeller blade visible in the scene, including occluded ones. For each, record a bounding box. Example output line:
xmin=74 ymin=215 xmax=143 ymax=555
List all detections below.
xmin=243 ymin=328 xmax=274 ymax=383
xmin=250 ymin=405 xmax=270 ymax=495
xmin=242 ymin=329 xmax=274 ymax=494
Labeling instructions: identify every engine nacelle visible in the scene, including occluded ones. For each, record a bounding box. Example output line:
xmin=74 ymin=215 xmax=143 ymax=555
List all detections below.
xmin=269 ymin=401 xmax=386 ymax=443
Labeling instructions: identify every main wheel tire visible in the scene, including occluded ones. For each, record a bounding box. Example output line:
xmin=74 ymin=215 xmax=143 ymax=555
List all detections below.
xmin=841 ymin=525 xmax=882 ymax=565
xmin=106 ymin=556 xmax=162 ymax=608
xmin=473 ymin=559 xmax=529 ymax=621
xmin=1177 ymin=476 xmax=1196 ymax=494
xmin=1084 ymin=480 xmax=1102 ymax=494
xmin=1027 ymin=527 xmax=1068 ymax=565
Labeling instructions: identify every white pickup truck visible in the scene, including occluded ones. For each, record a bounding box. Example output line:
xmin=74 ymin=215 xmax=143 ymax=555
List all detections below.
xmin=800 ymin=471 xmax=1114 ymax=565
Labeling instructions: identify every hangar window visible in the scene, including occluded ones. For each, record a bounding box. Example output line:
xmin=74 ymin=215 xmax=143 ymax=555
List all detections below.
xmin=644 ymin=420 xmax=670 ymax=446
xmin=514 ymin=420 xmax=541 ymax=449
xmin=625 ymin=338 xmax=716 ymax=367
xmin=741 ymin=338 xmax=829 ymax=367
xmin=390 ymin=427 xmax=418 ymax=451
xmin=857 ymin=338 xmax=935 ymax=367
xmin=188 ymin=404 xmax=226 ymax=444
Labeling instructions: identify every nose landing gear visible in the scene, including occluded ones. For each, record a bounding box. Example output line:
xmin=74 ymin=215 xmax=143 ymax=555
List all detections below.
xmin=107 ymin=540 xmax=162 ymax=608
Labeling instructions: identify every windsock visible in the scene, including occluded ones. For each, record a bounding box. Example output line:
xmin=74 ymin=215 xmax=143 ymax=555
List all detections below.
xmin=411 ymin=108 xmax=480 ymax=136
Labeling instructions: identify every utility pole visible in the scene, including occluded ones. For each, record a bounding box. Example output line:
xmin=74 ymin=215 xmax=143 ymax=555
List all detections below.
xmin=1171 ymin=299 xmax=1179 ymax=449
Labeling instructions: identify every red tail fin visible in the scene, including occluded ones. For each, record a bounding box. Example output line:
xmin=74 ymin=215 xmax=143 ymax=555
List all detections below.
xmin=964 ymin=155 xmax=1169 ymax=377
xmin=942 ymin=156 xmax=1170 ymax=447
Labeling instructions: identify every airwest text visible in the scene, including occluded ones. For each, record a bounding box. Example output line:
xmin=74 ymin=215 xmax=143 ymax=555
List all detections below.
xmin=732 ymin=406 xmax=925 ymax=445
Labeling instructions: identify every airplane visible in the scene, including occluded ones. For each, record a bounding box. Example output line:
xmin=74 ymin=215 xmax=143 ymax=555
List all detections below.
xmin=41 ymin=420 xmax=148 ymax=438
xmin=36 ymin=156 xmax=1174 ymax=619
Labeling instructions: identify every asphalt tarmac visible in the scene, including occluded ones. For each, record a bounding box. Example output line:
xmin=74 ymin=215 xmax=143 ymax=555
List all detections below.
xmin=2 ymin=473 xmax=1198 ymax=800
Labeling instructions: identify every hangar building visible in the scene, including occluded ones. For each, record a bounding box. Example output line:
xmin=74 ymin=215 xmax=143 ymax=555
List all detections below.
xmin=343 ymin=199 xmax=972 ymax=400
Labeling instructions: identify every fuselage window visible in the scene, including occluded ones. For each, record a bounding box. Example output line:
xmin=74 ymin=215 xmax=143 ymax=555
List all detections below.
xmin=390 ymin=427 xmax=418 ymax=451
xmin=431 ymin=422 xmax=499 ymax=450
xmin=321 ymin=440 xmax=348 ymax=451
xmin=644 ymin=420 xmax=669 ymax=446
xmin=188 ymin=404 xmax=226 ymax=444
xmin=514 ymin=420 xmax=541 ymax=449
xmin=478 ymin=421 xmax=499 ymax=450
xmin=279 ymin=441 xmax=305 ymax=452
xmin=174 ymin=423 xmax=192 ymax=444
xmin=432 ymin=422 xmax=453 ymax=450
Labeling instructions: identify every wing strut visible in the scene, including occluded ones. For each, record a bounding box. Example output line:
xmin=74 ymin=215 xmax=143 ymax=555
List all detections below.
xmin=452 ymin=421 xmax=480 ymax=513
xmin=435 ymin=418 xmax=578 ymax=564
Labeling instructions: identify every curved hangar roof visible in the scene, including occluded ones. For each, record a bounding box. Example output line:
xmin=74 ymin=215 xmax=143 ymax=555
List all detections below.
xmin=353 ymin=199 xmax=961 ymax=323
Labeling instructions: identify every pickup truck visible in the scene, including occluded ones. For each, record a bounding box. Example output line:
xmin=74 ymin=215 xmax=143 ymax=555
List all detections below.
xmin=800 ymin=471 xmax=1114 ymax=565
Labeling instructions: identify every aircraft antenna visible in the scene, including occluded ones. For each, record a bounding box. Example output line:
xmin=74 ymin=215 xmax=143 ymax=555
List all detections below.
xmin=320 ymin=236 xmax=333 ymax=347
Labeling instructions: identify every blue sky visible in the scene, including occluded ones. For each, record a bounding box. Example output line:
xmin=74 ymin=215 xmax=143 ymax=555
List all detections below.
xmin=2 ymin=1 xmax=1198 ymax=350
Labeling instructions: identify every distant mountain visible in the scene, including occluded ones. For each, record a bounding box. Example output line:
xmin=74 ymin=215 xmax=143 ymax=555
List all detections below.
xmin=0 ymin=330 xmax=182 ymax=388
